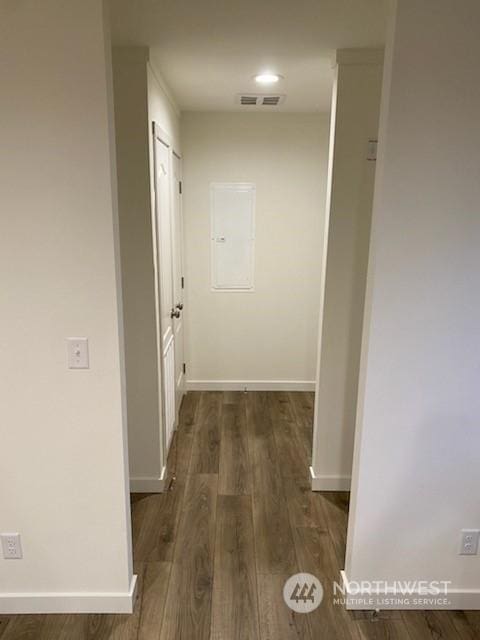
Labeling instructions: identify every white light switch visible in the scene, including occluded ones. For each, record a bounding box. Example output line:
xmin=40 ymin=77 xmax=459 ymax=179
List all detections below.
xmin=67 ymin=337 xmax=89 ymax=369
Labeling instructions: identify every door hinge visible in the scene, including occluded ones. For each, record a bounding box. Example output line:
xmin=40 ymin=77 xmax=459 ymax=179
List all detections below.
xmin=183 ymin=363 xmax=186 ymax=374
xmin=179 ymin=181 xmax=182 ymax=194
xmin=181 ymin=276 xmax=184 ymax=289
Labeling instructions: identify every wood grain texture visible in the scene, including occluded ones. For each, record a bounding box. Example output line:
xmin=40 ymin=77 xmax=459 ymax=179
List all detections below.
xmin=288 ymin=391 xmax=314 ymax=429
xmin=283 ymin=477 xmax=329 ymax=530
xmin=257 ymin=574 xmax=311 ymax=640
xmin=160 ymin=473 xmax=217 ymax=640
xmin=131 ymin=482 xmax=186 ymax=562
xmin=318 ymin=491 xmax=350 ymax=569
xmin=269 ymin=392 xmax=311 ymax=480
xmin=222 ymin=390 xmax=245 ymax=405
xmin=3 ymin=392 xmax=469 ymax=640
xmin=292 ymin=526 xmax=360 ymax=640
xmin=178 ymin=390 xmax=201 ymax=434
xmin=218 ymin=399 xmax=251 ymax=495
xmin=1 ymin=615 xmax=68 ymax=640
xmin=0 ymin=618 xmax=11 ymax=639
xmin=401 ymin=610 xmax=462 ymax=640
xmin=210 ymin=495 xmax=259 ymax=640
xmin=168 ymin=429 xmax=194 ymax=479
xmin=138 ymin=562 xmax=171 ymax=640
xmin=247 ymin=392 xmax=297 ymax=575
xmin=355 ymin=618 xmax=412 ymax=640
xmin=289 ymin=391 xmax=315 ymax=449
xmin=450 ymin=611 xmax=480 ymax=640
xmin=189 ymin=392 xmax=222 ymax=473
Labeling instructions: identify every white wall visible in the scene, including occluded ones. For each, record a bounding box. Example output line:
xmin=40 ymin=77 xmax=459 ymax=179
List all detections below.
xmin=112 ymin=49 xmax=181 ymax=490
xmin=346 ymin=0 xmax=480 ymax=608
xmin=147 ymin=63 xmax=181 ymax=152
xmin=311 ymin=50 xmax=383 ymax=491
xmin=113 ymin=47 xmax=160 ymax=484
xmin=182 ymin=112 xmax=329 ymax=388
xmin=0 ymin=0 xmax=134 ymax=612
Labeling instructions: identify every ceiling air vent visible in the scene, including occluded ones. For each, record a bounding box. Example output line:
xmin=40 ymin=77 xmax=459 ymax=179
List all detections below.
xmin=262 ymin=96 xmax=280 ymax=105
xmin=236 ymin=94 xmax=286 ymax=107
xmin=240 ymin=95 xmax=258 ymax=105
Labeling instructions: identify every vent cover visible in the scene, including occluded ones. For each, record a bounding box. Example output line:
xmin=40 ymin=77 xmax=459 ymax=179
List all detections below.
xmin=240 ymin=95 xmax=258 ymax=105
xmin=262 ymin=96 xmax=281 ymax=105
xmin=236 ymin=94 xmax=286 ymax=107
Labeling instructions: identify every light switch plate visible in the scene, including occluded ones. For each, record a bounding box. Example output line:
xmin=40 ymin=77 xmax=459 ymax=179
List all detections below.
xmin=67 ymin=337 xmax=89 ymax=369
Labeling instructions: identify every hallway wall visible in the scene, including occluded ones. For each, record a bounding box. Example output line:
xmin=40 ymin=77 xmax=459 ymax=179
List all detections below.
xmin=311 ymin=49 xmax=384 ymax=491
xmin=182 ymin=112 xmax=329 ymax=389
xmin=112 ymin=47 xmax=181 ymax=491
xmin=346 ymin=0 xmax=480 ymax=608
xmin=0 ymin=0 xmax=133 ymax=612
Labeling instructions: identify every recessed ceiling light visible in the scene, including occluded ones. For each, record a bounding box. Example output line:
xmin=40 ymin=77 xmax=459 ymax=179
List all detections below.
xmin=254 ymin=73 xmax=282 ymax=85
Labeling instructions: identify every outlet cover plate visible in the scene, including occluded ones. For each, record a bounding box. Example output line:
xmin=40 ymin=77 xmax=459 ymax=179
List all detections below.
xmin=460 ymin=529 xmax=480 ymax=555
xmin=1 ymin=533 xmax=23 ymax=559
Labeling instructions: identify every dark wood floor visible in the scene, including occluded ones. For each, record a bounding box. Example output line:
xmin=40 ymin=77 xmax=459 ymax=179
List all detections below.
xmin=1 ymin=391 xmax=478 ymax=639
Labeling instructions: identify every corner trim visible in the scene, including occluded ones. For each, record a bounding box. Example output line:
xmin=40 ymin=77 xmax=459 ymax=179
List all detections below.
xmin=310 ymin=466 xmax=351 ymax=491
xmin=130 ymin=466 xmax=167 ymax=493
xmin=186 ymin=380 xmax=315 ymax=392
xmin=0 ymin=575 xmax=137 ymax=614
xmin=340 ymin=571 xmax=480 ymax=610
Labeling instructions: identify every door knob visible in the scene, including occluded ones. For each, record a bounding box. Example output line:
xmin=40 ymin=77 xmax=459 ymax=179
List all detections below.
xmin=176 ymin=303 xmax=184 ymax=310
xmin=170 ymin=308 xmax=181 ymax=319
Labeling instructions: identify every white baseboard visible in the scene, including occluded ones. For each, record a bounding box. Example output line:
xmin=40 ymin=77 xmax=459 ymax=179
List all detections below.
xmin=340 ymin=571 xmax=480 ymax=610
xmin=310 ymin=466 xmax=351 ymax=491
xmin=0 ymin=575 xmax=137 ymax=614
xmin=186 ymin=380 xmax=315 ymax=392
xmin=130 ymin=466 xmax=167 ymax=493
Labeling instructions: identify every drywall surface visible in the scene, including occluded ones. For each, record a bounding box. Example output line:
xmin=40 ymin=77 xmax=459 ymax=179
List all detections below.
xmin=346 ymin=0 xmax=480 ymax=602
xmin=147 ymin=63 xmax=181 ymax=152
xmin=0 ymin=0 xmax=132 ymax=605
xmin=311 ymin=50 xmax=383 ymax=490
xmin=113 ymin=48 xmax=162 ymax=483
xmin=182 ymin=112 xmax=329 ymax=386
xmin=112 ymin=49 xmax=181 ymax=486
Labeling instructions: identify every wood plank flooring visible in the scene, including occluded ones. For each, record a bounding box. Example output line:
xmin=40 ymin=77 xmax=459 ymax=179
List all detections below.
xmin=2 ymin=391 xmax=478 ymax=639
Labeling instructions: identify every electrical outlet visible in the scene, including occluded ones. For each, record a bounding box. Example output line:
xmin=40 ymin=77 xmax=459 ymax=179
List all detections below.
xmin=1 ymin=533 xmax=23 ymax=559
xmin=460 ymin=529 xmax=480 ymax=555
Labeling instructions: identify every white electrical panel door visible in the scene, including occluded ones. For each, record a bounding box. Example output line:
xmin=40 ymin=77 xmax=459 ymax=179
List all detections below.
xmin=211 ymin=183 xmax=255 ymax=290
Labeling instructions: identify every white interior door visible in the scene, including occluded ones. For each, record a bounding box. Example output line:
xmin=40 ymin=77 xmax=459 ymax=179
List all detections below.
xmin=172 ymin=152 xmax=186 ymax=416
xmin=153 ymin=125 xmax=176 ymax=453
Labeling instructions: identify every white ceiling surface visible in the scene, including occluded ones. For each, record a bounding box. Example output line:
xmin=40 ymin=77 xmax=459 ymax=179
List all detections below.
xmin=109 ymin=0 xmax=387 ymax=113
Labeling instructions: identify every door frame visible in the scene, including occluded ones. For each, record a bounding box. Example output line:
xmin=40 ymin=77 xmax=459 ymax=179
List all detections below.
xmin=151 ymin=121 xmax=176 ymax=467
xmin=171 ymin=148 xmax=186 ymax=418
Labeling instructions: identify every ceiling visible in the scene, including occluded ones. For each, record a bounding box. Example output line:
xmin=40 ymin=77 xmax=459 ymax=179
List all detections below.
xmin=109 ymin=0 xmax=387 ymax=113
